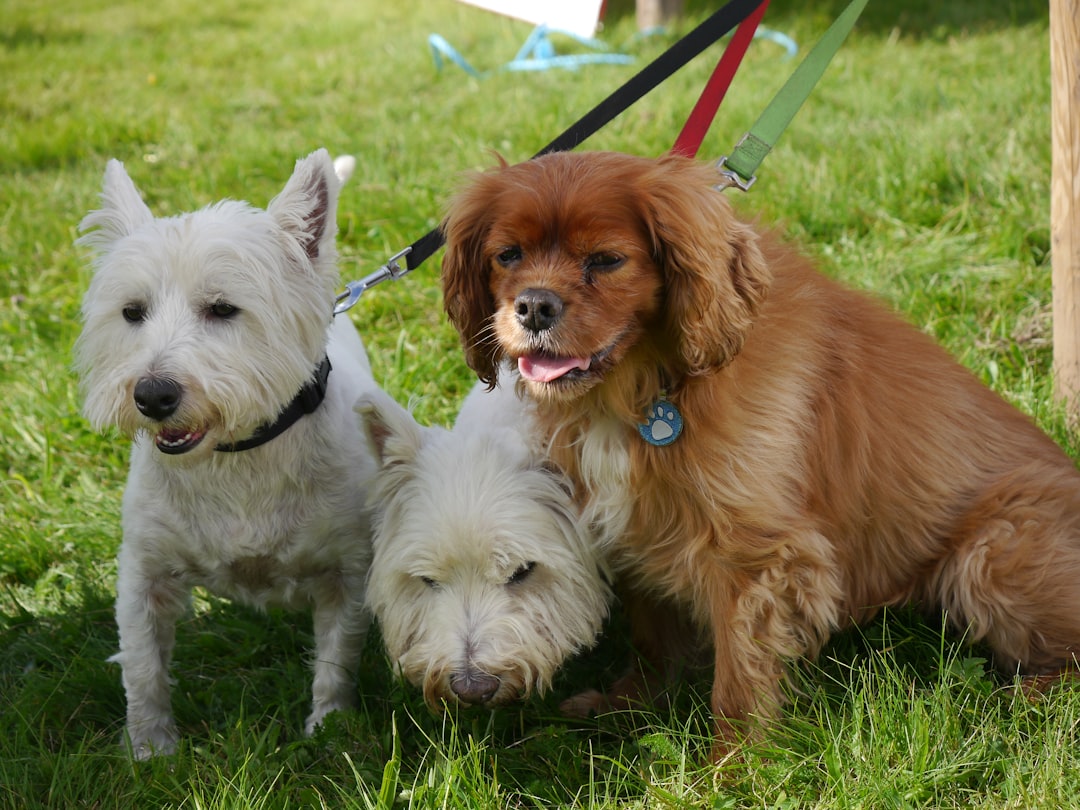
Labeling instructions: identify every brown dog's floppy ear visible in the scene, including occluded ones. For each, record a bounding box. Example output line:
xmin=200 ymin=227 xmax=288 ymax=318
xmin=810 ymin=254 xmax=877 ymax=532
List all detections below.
xmin=440 ymin=172 xmax=503 ymax=388
xmin=641 ymin=155 xmax=772 ymax=374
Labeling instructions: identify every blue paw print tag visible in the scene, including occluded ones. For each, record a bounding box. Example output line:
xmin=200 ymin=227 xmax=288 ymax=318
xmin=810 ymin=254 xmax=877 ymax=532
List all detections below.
xmin=638 ymin=399 xmax=683 ymax=447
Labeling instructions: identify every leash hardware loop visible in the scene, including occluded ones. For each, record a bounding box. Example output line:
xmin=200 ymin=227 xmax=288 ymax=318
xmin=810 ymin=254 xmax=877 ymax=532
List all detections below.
xmin=714 ymin=154 xmax=756 ymax=193
xmin=333 ymin=246 xmax=413 ymax=315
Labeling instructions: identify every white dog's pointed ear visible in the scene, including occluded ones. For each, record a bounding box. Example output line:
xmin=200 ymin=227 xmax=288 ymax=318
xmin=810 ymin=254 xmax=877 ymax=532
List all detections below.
xmin=268 ymin=148 xmax=340 ymax=265
xmin=332 ymin=154 xmax=356 ymax=185
xmin=76 ymin=160 xmax=154 ymax=254
xmin=355 ymin=388 xmax=425 ymax=467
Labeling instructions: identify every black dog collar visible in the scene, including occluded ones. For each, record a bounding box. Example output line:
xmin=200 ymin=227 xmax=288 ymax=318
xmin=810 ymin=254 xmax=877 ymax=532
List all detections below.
xmin=215 ymin=356 xmax=332 ymax=453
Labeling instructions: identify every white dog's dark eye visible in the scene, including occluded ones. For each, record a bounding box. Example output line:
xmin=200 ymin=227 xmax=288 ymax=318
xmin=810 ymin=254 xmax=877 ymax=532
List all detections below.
xmin=507 ymin=561 xmax=536 ymax=585
xmin=496 ymin=247 xmax=522 ymax=267
xmin=584 ymin=252 xmax=625 ymax=272
xmin=420 ymin=576 xmax=438 ymax=589
xmin=121 ymin=304 xmax=146 ymax=323
xmin=208 ymin=302 xmax=238 ymax=319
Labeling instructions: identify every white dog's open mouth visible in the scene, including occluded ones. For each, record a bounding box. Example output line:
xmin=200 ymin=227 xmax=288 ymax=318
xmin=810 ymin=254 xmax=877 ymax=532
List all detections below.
xmin=154 ymin=427 xmax=207 ymax=455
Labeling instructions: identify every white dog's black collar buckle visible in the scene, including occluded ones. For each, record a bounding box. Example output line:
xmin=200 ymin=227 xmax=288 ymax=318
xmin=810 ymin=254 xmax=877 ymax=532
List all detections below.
xmin=215 ymin=356 xmax=332 ymax=453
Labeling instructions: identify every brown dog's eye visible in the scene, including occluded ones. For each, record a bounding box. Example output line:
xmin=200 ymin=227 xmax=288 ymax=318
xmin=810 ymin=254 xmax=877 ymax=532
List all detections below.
xmin=584 ymin=252 xmax=625 ymax=273
xmin=496 ymin=247 xmax=522 ymax=267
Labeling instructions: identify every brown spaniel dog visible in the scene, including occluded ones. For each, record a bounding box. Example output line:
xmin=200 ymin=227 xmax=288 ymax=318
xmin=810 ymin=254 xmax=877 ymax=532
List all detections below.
xmin=440 ymin=150 xmax=1080 ymax=756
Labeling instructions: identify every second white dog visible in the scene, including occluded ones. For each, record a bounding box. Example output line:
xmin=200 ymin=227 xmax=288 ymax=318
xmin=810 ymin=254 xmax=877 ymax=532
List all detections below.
xmin=75 ymin=150 xmax=377 ymax=758
xmin=357 ymin=369 xmax=612 ymax=709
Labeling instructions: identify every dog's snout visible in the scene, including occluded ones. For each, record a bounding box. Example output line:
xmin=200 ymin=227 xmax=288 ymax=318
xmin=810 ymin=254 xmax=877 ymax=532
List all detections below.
xmin=134 ymin=377 xmax=182 ymax=421
xmin=515 ymin=288 xmax=564 ymax=333
xmin=449 ymin=670 xmax=500 ymax=705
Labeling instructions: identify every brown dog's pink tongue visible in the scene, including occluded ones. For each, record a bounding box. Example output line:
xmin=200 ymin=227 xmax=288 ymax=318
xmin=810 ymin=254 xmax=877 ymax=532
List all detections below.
xmin=518 ymin=354 xmax=589 ymax=383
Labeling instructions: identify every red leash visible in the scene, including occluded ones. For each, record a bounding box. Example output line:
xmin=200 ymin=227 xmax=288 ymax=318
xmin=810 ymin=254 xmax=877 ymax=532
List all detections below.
xmin=671 ymin=0 xmax=770 ymax=158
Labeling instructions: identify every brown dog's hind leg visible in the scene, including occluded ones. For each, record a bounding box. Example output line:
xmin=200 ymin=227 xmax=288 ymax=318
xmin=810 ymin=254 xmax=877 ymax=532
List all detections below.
xmin=560 ymin=587 xmax=702 ymax=717
xmin=930 ymin=465 xmax=1080 ymax=678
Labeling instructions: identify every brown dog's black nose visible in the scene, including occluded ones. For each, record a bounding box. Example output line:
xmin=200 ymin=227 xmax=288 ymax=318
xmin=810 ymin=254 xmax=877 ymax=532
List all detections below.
xmin=449 ymin=670 xmax=500 ymax=705
xmin=515 ymin=288 xmax=563 ymax=333
xmin=134 ymin=377 xmax=182 ymax=421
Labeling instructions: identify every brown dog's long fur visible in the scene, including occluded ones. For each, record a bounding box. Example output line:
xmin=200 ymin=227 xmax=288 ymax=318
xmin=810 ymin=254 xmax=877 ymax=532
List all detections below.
xmin=440 ymin=150 xmax=1080 ymax=754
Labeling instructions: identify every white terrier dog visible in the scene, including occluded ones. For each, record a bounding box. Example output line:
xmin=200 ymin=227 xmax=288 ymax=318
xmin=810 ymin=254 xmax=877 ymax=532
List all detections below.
xmin=356 ymin=368 xmax=612 ymax=709
xmin=75 ymin=150 xmax=376 ymax=759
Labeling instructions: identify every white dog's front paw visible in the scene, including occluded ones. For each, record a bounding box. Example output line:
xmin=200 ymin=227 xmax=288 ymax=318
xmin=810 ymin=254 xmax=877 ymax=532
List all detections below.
xmin=303 ymin=699 xmax=353 ymax=736
xmin=124 ymin=721 xmax=179 ymax=760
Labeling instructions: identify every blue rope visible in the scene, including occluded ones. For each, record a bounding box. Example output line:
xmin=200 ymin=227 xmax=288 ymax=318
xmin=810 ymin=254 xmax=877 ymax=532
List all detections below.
xmin=756 ymin=27 xmax=798 ymax=59
xmin=429 ymin=23 xmax=796 ymax=79
xmin=430 ymin=25 xmax=634 ymax=77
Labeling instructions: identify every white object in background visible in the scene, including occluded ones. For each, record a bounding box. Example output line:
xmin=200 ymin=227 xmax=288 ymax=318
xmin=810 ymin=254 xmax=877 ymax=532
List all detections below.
xmin=456 ymin=0 xmax=605 ymax=38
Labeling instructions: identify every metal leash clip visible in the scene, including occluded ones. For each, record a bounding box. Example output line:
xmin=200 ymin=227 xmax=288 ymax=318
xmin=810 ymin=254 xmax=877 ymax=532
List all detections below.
xmin=713 ymin=154 xmax=756 ymax=193
xmin=333 ymin=246 xmax=413 ymax=315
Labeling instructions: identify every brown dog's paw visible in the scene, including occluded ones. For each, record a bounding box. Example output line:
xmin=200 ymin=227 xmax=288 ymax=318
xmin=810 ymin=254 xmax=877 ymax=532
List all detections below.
xmin=559 ymin=689 xmax=609 ymax=717
xmin=1015 ymin=670 xmax=1080 ymax=702
xmin=559 ymin=669 xmax=665 ymax=717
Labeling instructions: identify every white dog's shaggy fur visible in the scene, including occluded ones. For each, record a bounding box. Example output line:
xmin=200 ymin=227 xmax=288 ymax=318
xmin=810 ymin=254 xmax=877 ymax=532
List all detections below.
xmin=356 ymin=368 xmax=611 ymax=709
xmin=75 ymin=150 xmax=376 ymax=759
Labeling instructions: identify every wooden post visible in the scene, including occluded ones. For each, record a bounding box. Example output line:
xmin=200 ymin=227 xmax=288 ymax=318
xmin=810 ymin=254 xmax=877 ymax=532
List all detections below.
xmin=636 ymin=0 xmax=684 ymax=30
xmin=1051 ymin=0 xmax=1080 ymax=416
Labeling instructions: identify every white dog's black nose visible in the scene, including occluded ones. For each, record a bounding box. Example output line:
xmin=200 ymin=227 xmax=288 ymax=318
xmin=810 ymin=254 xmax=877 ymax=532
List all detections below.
xmin=515 ymin=288 xmax=564 ymax=333
xmin=134 ymin=377 xmax=182 ymax=421
xmin=450 ymin=670 xmax=500 ymax=705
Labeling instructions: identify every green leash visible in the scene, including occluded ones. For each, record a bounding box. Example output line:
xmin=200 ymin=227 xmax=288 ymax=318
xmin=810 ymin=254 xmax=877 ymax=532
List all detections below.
xmin=717 ymin=0 xmax=869 ymax=191
xmin=642 ymin=0 xmax=868 ymax=447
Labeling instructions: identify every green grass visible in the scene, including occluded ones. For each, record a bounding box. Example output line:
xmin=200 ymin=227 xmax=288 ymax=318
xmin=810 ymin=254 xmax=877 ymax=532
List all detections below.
xmin=1 ymin=0 xmax=1073 ymax=806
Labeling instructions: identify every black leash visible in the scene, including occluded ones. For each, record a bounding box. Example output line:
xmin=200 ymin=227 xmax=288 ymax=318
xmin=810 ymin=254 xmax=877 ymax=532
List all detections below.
xmin=334 ymin=0 xmax=764 ymax=314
